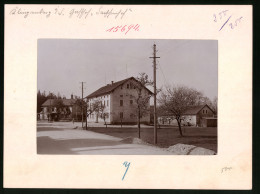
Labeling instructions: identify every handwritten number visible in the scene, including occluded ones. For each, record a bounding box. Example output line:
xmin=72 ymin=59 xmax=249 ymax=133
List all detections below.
xmin=221 ymin=167 xmax=232 ymax=173
xmin=214 ymin=10 xmax=242 ymax=31
xmin=106 ymin=27 xmax=114 ymax=32
xmin=213 ymin=14 xmax=217 ymax=22
xmin=223 ymin=10 xmax=229 ymax=16
xmin=122 ymin=161 xmax=130 ymax=180
xmin=219 ymin=12 xmax=222 ymax=19
xmin=121 ymin=25 xmax=127 ymax=32
xmin=106 ymin=24 xmax=140 ymax=34
xmin=113 ymin=26 xmax=122 ymax=32
xmin=133 ymin=24 xmax=140 ymax=31
xmin=125 ymin=24 xmax=134 ymax=34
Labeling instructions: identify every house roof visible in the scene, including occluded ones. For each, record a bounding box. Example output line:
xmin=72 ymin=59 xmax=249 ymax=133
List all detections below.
xmin=183 ymin=104 xmax=212 ymax=115
xmin=157 ymin=104 xmax=214 ymax=116
xmin=86 ymin=77 xmax=153 ymax=99
xmin=41 ymin=99 xmax=76 ymax=107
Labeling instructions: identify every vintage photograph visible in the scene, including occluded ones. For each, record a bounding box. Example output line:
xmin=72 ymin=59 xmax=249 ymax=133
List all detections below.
xmin=37 ymin=39 xmax=218 ymax=155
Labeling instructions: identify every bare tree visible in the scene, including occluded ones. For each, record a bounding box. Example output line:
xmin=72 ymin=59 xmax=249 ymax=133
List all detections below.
xmin=53 ymin=99 xmax=65 ymax=120
xmin=85 ymin=99 xmax=102 ymax=130
xmin=158 ymin=85 xmax=203 ymax=137
xmin=211 ymin=96 xmax=218 ymax=115
xmin=99 ymin=102 xmax=109 ymax=128
xmin=132 ymin=73 xmax=153 ymax=138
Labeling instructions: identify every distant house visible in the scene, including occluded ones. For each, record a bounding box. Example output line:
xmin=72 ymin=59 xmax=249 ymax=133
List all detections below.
xmin=158 ymin=104 xmax=216 ymax=127
xmin=86 ymin=77 xmax=153 ymax=124
xmin=39 ymin=95 xmax=81 ymax=121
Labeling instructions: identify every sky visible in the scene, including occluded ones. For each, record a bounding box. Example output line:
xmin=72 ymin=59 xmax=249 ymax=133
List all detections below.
xmin=38 ymin=39 xmax=218 ymax=100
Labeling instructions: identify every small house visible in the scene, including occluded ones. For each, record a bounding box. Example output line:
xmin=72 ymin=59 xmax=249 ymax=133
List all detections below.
xmin=158 ymin=104 xmax=216 ymax=127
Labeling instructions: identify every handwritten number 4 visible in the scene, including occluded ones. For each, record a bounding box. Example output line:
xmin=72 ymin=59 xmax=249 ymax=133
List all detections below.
xmin=122 ymin=161 xmax=130 ymax=180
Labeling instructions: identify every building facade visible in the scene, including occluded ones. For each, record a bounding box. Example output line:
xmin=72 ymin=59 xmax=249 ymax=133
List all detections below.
xmin=158 ymin=104 xmax=215 ymax=127
xmin=39 ymin=97 xmax=82 ymax=121
xmin=87 ymin=77 xmax=152 ymax=124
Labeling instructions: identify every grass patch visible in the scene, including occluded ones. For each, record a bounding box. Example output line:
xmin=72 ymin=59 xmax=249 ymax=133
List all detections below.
xmin=88 ymin=126 xmax=217 ymax=152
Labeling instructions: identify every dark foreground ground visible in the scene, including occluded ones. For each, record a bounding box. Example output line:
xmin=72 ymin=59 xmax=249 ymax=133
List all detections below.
xmin=89 ymin=126 xmax=217 ymax=152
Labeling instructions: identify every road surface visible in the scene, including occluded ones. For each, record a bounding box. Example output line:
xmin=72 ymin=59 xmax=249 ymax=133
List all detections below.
xmin=37 ymin=121 xmax=173 ymax=155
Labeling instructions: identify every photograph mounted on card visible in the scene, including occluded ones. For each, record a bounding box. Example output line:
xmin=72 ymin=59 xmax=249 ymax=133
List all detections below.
xmin=4 ymin=4 xmax=252 ymax=189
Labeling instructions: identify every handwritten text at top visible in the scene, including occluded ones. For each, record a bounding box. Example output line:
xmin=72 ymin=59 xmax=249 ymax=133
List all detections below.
xmin=9 ymin=6 xmax=132 ymax=20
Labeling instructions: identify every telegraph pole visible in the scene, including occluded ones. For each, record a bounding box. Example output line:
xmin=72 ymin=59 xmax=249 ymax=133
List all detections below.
xmin=150 ymin=44 xmax=160 ymax=144
xmin=80 ymin=82 xmax=86 ymax=128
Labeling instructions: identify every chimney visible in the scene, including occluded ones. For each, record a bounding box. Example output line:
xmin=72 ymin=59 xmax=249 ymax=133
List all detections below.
xmin=71 ymin=94 xmax=73 ymax=99
xmin=111 ymin=81 xmax=114 ymax=85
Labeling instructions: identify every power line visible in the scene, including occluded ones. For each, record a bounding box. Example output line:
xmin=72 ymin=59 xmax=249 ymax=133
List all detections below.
xmin=158 ymin=61 xmax=167 ymax=86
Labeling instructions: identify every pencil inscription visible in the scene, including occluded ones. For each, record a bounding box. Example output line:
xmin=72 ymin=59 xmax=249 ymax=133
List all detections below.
xmin=9 ymin=6 xmax=133 ymax=20
xmin=221 ymin=167 xmax=232 ymax=173
xmin=213 ymin=10 xmax=243 ymax=31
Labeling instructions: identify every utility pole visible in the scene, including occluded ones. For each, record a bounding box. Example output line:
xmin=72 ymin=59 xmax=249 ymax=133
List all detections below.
xmin=150 ymin=44 xmax=160 ymax=144
xmin=80 ymin=82 xmax=86 ymax=128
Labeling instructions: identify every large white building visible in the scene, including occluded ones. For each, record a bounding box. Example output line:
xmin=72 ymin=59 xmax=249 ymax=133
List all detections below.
xmin=86 ymin=77 xmax=153 ymax=124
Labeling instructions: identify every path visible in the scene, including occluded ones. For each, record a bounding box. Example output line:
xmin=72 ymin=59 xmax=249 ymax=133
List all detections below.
xmin=37 ymin=121 xmax=173 ymax=155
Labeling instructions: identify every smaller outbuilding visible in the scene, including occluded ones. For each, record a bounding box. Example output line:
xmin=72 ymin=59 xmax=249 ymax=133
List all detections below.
xmin=158 ymin=104 xmax=217 ymax=127
xmin=39 ymin=97 xmax=82 ymax=121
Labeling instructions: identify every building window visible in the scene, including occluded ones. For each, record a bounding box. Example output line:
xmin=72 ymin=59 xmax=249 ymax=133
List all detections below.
xmin=129 ymin=83 xmax=132 ymax=89
xmin=120 ymin=95 xmax=123 ymax=97
xmin=127 ymin=84 xmax=129 ymax=89
xmin=107 ymin=100 xmax=109 ymax=106
xmin=120 ymin=100 xmax=123 ymax=106
xmin=130 ymin=100 xmax=133 ymax=105
xmin=206 ymin=110 xmax=208 ymax=114
xmin=130 ymin=113 xmax=135 ymax=118
xmin=120 ymin=112 xmax=124 ymax=119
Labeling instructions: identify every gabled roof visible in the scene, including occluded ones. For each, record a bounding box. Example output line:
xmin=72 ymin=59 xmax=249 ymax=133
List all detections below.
xmin=86 ymin=77 xmax=153 ymax=99
xmin=41 ymin=99 xmax=76 ymax=107
xmin=183 ymin=104 xmax=212 ymax=115
xmin=157 ymin=104 xmax=214 ymax=116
